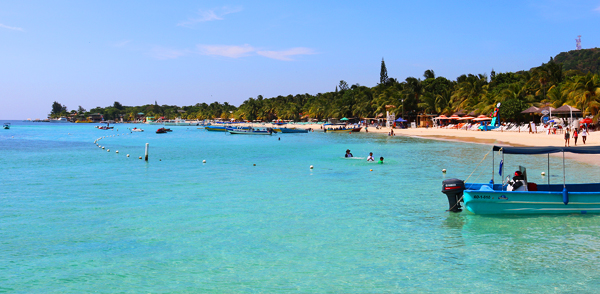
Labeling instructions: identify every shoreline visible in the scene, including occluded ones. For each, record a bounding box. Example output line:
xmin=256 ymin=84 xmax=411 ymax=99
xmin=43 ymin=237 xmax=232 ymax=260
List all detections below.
xmin=265 ymin=123 xmax=600 ymax=166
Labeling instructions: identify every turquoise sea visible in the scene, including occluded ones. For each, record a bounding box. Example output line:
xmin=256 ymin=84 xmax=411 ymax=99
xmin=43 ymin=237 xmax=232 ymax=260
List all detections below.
xmin=2 ymin=121 xmax=600 ymax=293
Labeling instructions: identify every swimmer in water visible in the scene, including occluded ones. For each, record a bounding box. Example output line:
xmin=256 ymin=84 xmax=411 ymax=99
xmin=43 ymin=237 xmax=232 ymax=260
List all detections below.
xmin=345 ymin=149 xmax=353 ymax=157
xmin=367 ymin=152 xmax=374 ymax=161
xmin=378 ymin=157 xmax=384 ymax=164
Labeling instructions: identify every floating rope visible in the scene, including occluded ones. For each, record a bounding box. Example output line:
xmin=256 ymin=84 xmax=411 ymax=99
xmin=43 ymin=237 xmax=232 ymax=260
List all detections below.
xmin=446 ymin=146 xmax=495 ymax=212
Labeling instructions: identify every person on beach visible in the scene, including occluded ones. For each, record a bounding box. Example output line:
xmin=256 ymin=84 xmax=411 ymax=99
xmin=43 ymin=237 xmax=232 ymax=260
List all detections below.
xmin=573 ymin=128 xmax=579 ymax=146
xmin=378 ymin=157 xmax=384 ymax=164
xmin=345 ymin=149 xmax=353 ymax=158
xmin=367 ymin=152 xmax=374 ymax=161
xmin=564 ymin=128 xmax=570 ymax=147
xmin=582 ymin=127 xmax=588 ymax=144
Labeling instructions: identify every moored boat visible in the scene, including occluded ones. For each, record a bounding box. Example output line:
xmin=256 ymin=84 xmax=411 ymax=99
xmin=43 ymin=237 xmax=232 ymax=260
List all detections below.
xmin=228 ymin=127 xmax=273 ymax=135
xmin=273 ymin=127 xmax=309 ymax=133
xmin=442 ymin=145 xmax=600 ymax=215
xmin=3 ymin=123 xmax=10 ymax=129
xmin=205 ymin=126 xmax=229 ymax=132
xmin=324 ymin=127 xmax=361 ymax=133
xmin=131 ymin=127 xmax=144 ymax=132
xmin=156 ymin=127 xmax=172 ymax=133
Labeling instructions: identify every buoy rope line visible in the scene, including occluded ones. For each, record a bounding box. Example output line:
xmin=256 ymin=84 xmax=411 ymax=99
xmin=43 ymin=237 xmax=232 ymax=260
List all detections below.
xmin=446 ymin=146 xmax=494 ymax=212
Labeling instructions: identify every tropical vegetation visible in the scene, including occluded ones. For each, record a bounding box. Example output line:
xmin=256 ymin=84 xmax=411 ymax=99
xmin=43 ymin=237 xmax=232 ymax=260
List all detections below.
xmin=51 ymin=48 xmax=600 ymax=123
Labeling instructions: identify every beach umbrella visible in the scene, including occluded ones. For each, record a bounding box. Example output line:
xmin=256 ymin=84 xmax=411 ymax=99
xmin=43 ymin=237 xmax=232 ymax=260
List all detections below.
xmin=580 ymin=118 xmax=593 ymax=124
xmin=458 ymin=116 xmax=475 ymax=120
xmin=553 ymin=105 xmax=581 ymax=128
xmin=394 ymin=117 xmax=407 ymax=122
xmin=473 ymin=116 xmax=491 ymax=121
xmin=340 ymin=117 xmax=349 ymax=121
xmin=434 ymin=115 xmax=448 ymax=119
xmin=553 ymin=104 xmax=581 ymax=113
xmin=521 ymin=106 xmax=540 ymax=114
xmin=449 ymin=115 xmax=461 ymax=120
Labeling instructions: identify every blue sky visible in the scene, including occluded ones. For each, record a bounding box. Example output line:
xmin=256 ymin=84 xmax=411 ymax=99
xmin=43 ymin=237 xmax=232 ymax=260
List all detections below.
xmin=1 ymin=0 xmax=599 ymax=119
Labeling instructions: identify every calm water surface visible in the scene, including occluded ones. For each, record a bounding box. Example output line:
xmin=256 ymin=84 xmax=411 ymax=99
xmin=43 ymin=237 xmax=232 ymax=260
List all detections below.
xmin=2 ymin=121 xmax=600 ymax=293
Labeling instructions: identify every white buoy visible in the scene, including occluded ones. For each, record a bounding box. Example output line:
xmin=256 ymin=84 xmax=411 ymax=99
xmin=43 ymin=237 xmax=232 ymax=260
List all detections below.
xmin=102 ymin=146 xmax=105 ymax=149
xmin=145 ymin=143 xmax=149 ymax=161
xmin=127 ymin=154 xmax=130 ymax=157
xmin=116 ymin=150 xmax=119 ymax=153
xmin=442 ymin=169 xmax=447 ymax=173
xmin=541 ymin=172 xmax=546 ymax=176
xmin=139 ymin=156 xmax=142 ymax=159
xmin=310 ymin=165 xmax=314 ymax=169
xmin=202 ymin=160 xmax=206 ymax=163
xmin=107 ymin=149 xmax=110 ymax=152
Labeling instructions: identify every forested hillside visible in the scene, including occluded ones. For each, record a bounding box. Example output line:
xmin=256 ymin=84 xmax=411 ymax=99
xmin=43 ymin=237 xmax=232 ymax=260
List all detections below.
xmin=554 ymin=48 xmax=600 ymax=74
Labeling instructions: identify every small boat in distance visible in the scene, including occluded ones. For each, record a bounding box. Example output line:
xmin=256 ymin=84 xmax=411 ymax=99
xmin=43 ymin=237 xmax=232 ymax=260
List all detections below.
xmin=131 ymin=127 xmax=144 ymax=132
xmin=156 ymin=127 xmax=172 ymax=133
xmin=49 ymin=117 xmax=70 ymax=123
xmin=442 ymin=145 xmax=600 ymax=215
xmin=273 ymin=127 xmax=309 ymax=133
xmin=205 ymin=126 xmax=229 ymax=132
xmin=228 ymin=127 xmax=273 ymax=135
xmin=324 ymin=127 xmax=362 ymax=133
xmin=3 ymin=123 xmax=10 ymax=129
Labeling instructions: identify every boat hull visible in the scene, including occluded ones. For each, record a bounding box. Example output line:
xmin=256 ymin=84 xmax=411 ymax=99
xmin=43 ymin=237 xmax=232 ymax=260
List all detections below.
xmin=463 ymin=188 xmax=600 ymax=214
xmin=274 ymin=128 xmax=308 ymax=133
xmin=324 ymin=127 xmax=361 ymax=133
xmin=205 ymin=126 xmax=229 ymax=132
xmin=228 ymin=130 xmax=272 ymax=135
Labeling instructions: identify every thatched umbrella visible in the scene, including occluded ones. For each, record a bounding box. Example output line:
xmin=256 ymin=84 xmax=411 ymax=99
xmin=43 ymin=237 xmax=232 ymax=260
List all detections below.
xmin=520 ymin=106 xmax=540 ymax=114
xmin=553 ymin=105 xmax=581 ymax=127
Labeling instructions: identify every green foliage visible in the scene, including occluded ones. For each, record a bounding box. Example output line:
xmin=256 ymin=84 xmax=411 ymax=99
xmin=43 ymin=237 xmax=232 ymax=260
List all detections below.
xmin=554 ymin=48 xmax=600 ymax=74
xmin=50 ymin=101 xmax=67 ymax=117
xmin=380 ymin=58 xmax=388 ymax=85
xmin=500 ymin=98 xmax=526 ymax=121
xmin=57 ymin=53 xmax=600 ymax=123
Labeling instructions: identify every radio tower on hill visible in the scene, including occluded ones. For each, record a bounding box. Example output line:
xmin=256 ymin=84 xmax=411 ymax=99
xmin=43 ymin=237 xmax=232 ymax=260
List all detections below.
xmin=576 ymin=35 xmax=582 ymax=50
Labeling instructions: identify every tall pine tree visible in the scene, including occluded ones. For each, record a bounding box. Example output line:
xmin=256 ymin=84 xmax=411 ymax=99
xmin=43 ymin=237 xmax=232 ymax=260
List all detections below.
xmin=380 ymin=58 xmax=388 ymax=85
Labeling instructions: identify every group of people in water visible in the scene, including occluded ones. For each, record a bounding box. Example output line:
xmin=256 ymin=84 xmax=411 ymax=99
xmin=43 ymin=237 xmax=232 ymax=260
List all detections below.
xmin=564 ymin=127 xmax=588 ymax=147
xmin=345 ymin=149 xmax=384 ymax=164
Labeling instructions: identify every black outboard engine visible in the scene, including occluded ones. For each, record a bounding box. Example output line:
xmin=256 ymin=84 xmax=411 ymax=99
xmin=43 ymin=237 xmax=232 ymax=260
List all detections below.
xmin=442 ymin=178 xmax=465 ymax=212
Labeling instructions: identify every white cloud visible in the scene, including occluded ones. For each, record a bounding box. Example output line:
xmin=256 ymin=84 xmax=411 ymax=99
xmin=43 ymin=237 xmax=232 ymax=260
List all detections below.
xmin=178 ymin=6 xmax=242 ymax=27
xmin=0 ymin=23 xmax=24 ymax=31
xmin=257 ymin=47 xmax=317 ymax=61
xmin=197 ymin=44 xmax=255 ymax=58
xmin=149 ymin=46 xmax=189 ymax=60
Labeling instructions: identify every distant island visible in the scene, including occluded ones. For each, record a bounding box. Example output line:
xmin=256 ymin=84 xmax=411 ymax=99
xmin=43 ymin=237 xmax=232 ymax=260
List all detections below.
xmin=50 ymin=48 xmax=600 ymax=125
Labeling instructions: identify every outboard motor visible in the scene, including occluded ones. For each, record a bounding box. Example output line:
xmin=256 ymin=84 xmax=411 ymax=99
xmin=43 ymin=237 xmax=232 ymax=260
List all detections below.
xmin=442 ymin=178 xmax=465 ymax=212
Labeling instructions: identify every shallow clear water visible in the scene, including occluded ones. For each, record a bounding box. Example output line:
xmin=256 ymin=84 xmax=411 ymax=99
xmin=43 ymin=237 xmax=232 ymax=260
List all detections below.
xmin=2 ymin=121 xmax=600 ymax=293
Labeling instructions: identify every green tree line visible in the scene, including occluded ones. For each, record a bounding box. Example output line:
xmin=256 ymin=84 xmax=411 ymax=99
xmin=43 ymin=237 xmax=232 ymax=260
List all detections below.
xmin=53 ymin=50 xmax=600 ymax=123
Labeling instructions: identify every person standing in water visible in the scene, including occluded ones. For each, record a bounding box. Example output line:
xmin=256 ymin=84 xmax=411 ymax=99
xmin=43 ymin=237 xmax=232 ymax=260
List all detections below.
xmin=345 ymin=149 xmax=353 ymax=157
xmin=378 ymin=157 xmax=384 ymax=164
xmin=367 ymin=152 xmax=374 ymax=161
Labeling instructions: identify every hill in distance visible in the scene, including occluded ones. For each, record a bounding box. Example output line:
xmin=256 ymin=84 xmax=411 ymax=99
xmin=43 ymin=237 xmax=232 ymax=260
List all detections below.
xmin=553 ymin=48 xmax=600 ymax=74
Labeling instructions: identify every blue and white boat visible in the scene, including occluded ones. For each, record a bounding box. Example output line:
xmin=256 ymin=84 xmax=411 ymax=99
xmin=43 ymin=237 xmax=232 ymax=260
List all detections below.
xmin=228 ymin=127 xmax=273 ymax=135
xmin=273 ymin=127 xmax=309 ymax=133
xmin=442 ymin=145 xmax=600 ymax=214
